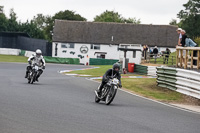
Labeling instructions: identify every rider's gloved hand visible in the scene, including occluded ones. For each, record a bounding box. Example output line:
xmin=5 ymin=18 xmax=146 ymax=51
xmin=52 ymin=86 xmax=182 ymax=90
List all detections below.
xmin=42 ymin=66 xmax=45 ymax=69
xmin=119 ymin=84 xmax=122 ymax=88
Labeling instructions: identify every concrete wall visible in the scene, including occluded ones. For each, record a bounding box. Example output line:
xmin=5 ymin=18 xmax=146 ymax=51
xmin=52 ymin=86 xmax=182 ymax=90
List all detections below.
xmin=0 ymin=48 xmax=21 ymax=55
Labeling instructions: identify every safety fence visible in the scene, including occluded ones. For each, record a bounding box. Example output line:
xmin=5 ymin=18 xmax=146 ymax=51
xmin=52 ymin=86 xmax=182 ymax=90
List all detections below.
xmin=134 ymin=64 xmax=157 ymax=76
xmin=176 ymin=47 xmax=200 ymax=69
xmin=147 ymin=54 xmax=176 ymax=66
xmin=89 ymin=58 xmax=119 ymax=65
xmin=157 ymin=67 xmax=200 ymax=99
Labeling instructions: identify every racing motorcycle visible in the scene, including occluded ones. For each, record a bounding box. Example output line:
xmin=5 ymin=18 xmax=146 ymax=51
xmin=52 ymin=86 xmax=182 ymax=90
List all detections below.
xmin=27 ymin=63 xmax=41 ymax=84
xmin=95 ymin=76 xmax=120 ymax=105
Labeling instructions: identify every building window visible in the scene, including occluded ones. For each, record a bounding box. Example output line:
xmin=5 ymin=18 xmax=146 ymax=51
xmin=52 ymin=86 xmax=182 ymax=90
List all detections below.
xmin=133 ymin=51 xmax=136 ymax=58
xmin=97 ymin=54 xmax=105 ymax=59
xmin=61 ymin=43 xmax=74 ymax=48
xmin=91 ymin=44 xmax=100 ymax=50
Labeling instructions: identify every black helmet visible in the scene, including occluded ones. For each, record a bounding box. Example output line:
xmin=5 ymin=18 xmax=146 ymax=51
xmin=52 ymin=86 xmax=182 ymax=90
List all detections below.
xmin=113 ymin=63 xmax=120 ymax=71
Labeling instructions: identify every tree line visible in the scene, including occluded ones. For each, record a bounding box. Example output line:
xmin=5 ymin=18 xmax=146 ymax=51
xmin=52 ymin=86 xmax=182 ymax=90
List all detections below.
xmin=0 ymin=7 xmax=140 ymax=42
xmin=0 ymin=0 xmax=199 ymax=42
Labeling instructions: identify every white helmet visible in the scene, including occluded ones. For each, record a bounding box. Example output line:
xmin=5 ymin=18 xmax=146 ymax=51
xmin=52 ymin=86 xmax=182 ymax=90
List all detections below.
xmin=36 ymin=49 xmax=42 ymax=57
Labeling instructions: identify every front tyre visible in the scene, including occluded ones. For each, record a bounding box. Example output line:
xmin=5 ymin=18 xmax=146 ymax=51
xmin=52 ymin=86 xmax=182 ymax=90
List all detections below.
xmin=28 ymin=79 xmax=31 ymax=84
xmin=105 ymin=89 xmax=117 ymax=105
xmin=95 ymin=95 xmax=100 ymax=103
xmin=30 ymin=72 xmax=36 ymax=84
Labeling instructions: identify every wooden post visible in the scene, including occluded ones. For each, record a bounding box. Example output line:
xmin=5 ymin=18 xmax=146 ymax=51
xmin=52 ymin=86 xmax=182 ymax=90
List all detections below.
xmin=176 ymin=49 xmax=179 ymax=67
xmin=197 ymin=50 xmax=200 ymax=69
xmin=180 ymin=49 xmax=183 ymax=68
xmin=191 ymin=50 xmax=194 ymax=69
xmin=184 ymin=50 xmax=188 ymax=69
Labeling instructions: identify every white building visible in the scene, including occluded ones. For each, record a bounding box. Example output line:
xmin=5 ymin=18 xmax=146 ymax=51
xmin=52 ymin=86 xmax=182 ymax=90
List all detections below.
xmin=52 ymin=20 xmax=178 ymax=65
xmin=52 ymin=43 xmax=142 ymax=65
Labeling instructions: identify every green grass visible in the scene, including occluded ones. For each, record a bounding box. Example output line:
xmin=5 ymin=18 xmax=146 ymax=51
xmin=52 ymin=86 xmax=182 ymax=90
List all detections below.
xmin=67 ymin=65 xmax=141 ymax=77
xmin=122 ymin=78 xmax=184 ymax=102
xmin=67 ymin=65 xmax=112 ymax=77
xmin=68 ymin=65 xmax=184 ymax=102
xmin=0 ymin=54 xmax=28 ymax=63
xmin=149 ymin=52 xmax=176 ymax=66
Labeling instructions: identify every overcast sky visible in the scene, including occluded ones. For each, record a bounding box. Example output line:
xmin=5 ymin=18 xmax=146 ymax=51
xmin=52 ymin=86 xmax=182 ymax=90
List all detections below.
xmin=1 ymin=0 xmax=188 ymax=25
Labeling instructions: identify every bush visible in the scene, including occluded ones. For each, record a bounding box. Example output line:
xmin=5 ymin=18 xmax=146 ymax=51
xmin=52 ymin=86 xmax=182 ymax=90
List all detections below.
xmin=194 ymin=37 xmax=200 ymax=47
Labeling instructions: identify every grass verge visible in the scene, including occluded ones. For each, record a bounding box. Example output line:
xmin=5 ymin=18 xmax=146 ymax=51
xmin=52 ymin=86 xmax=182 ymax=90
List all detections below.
xmin=67 ymin=65 xmax=112 ymax=77
xmin=121 ymin=78 xmax=184 ymax=102
xmin=0 ymin=54 xmax=28 ymax=63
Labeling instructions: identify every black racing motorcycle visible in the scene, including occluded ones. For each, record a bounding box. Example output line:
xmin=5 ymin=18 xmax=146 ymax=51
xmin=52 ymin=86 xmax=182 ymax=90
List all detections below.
xmin=95 ymin=76 xmax=120 ymax=105
xmin=27 ymin=64 xmax=41 ymax=84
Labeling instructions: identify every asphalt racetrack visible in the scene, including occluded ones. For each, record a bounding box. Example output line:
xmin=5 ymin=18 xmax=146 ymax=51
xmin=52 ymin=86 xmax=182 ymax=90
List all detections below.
xmin=0 ymin=62 xmax=200 ymax=133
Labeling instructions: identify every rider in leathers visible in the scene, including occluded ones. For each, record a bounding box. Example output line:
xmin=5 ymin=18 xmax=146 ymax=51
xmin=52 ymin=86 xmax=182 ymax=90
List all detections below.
xmin=25 ymin=49 xmax=45 ymax=81
xmin=97 ymin=63 xmax=122 ymax=96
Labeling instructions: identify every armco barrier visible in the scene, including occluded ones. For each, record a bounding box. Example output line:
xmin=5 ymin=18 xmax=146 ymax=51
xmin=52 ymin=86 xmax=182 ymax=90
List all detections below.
xmin=89 ymin=58 xmax=118 ymax=65
xmin=134 ymin=64 xmax=147 ymax=75
xmin=157 ymin=67 xmax=200 ymax=99
xmin=44 ymin=56 xmax=80 ymax=64
xmin=134 ymin=64 xmax=156 ymax=76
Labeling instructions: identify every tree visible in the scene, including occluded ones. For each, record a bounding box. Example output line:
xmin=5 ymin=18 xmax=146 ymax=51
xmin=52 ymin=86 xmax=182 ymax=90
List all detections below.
xmin=0 ymin=6 xmax=4 ymax=13
xmin=94 ymin=10 xmax=141 ymax=24
xmin=7 ymin=8 xmax=19 ymax=31
xmin=32 ymin=14 xmax=47 ymax=30
xmin=169 ymin=19 xmax=178 ymax=26
xmin=94 ymin=10 xmax=123 ymax=23
xmin=19 ymin=20 xmax=45 ymax=39
xmin=0 ymin=6 xmax=8 ymax=31
xmin=123 ymin=17 xmax=141 ymax=24
xmin=44 ymin=10 xmax=87 ymax=41
xmin=177 ymin=0 xmax=200 ymax=38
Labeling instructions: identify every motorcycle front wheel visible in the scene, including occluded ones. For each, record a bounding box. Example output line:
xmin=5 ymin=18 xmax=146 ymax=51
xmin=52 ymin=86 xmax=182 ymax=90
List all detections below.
xmin=105 ymin=89 xmax=117 ymax=105
xmin=95 ymin=95 xmax=100 ymax=103
xmin=30 ymin=72 xmax=36 ymax=84
xmin=28 ymin=78 xmax=31 ymax=84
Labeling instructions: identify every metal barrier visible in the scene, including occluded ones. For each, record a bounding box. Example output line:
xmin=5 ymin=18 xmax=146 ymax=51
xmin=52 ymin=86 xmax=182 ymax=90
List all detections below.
xmin=134 ymin=64 xmax=157 ymax=76
xmin=157 ymin=67 xmax=200 ymax=99
xmin=176 ymin=46 xmax=200 ymax=69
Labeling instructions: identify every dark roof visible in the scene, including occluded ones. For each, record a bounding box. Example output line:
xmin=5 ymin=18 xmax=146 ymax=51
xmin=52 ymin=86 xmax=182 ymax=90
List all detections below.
xmin=53 ymin=20 xmax=178 ymax=48
xmin=0 ymin=32 xmax=30 ymax=38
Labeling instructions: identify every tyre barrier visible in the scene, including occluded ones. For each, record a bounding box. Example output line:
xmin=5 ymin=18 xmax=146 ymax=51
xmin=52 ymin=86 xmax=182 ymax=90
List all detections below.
xmin=157 ymin=67 xmax=200 ymax=99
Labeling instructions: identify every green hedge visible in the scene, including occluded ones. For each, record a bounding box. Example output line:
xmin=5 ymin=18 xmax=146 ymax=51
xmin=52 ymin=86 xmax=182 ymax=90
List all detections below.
xmin=44 ymin=56 xmax=80 ymax=64
xmin=89 ymin=58 xmax=118 ymax=65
